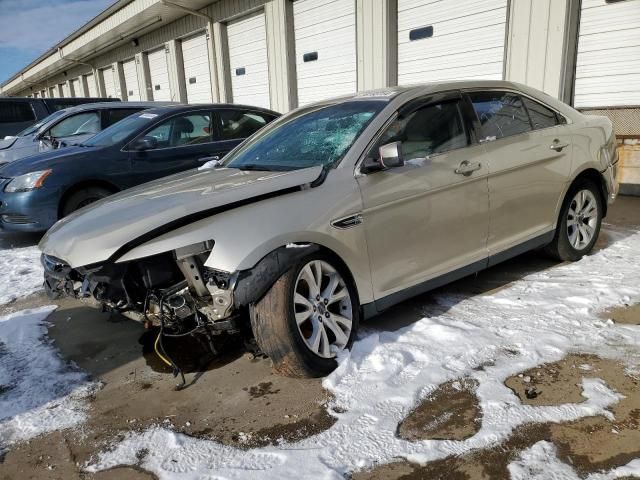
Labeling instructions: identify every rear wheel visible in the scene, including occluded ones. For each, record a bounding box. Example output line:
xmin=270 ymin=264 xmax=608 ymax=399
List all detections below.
xmin=61 ymin=186 xmax=113 ymax=217
xmin=251 ymin=254 xmax=359 ymax=377
xmin=545 ymin=179 xmax=603 ymax=261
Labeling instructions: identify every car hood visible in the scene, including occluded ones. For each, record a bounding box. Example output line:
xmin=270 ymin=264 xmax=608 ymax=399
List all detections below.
xmin=0 ymin=145 xmax=88 ymax=177
xmin=40 ymin=165 xmax=323 ymax=268
xmin=0 ymin=137 xmax=18 ymax=150
xmin=0 ymin=135 xmax=37 ymax=163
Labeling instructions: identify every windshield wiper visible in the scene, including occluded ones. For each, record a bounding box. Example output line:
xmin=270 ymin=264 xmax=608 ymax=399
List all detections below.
xmin=235 ymin=164 xmax=274 ymax=171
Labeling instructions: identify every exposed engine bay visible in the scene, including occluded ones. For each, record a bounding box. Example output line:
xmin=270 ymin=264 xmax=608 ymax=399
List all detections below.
xmin=41 ymin=241 xmax=317 ymax=389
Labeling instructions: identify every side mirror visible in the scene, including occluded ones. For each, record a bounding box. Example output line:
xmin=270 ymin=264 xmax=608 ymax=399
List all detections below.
xmin=379 ymin=141 xmax=404 ymax=169
xmin=131 ymin=136 xmax=158 ymax=151
xmin=360 ymin=141 xmax=404 ymax=174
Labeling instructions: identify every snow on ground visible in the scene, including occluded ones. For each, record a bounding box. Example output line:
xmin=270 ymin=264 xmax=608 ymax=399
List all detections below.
xmin=0 ymin=306 xmax=98 ymax=454
xmin=86 ymin=227 xmax=640 ymax=479
xmin=509 ymin=441 xmax=640 ymax=480
xmin=0 ymin=244 xmax=43 ymax=305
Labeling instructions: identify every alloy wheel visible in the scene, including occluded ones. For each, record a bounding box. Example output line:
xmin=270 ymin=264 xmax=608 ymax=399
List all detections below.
xmin=567 ymin=189 xmax=599 ymax=250
xmin=293 ymin=260 xmax=353 ymax=358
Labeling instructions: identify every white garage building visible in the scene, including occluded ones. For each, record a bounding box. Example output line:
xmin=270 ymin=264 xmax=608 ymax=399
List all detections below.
xmin=1 ymin=0 xmax=638 ymax=138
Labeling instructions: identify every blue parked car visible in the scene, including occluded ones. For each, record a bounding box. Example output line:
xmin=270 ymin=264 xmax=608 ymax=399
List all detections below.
xmin=0 ymin=104 xmax=279 ymax=232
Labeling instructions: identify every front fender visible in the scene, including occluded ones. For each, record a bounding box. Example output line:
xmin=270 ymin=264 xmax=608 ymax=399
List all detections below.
xmin=116 ymin=173 xmax=375 ymax=304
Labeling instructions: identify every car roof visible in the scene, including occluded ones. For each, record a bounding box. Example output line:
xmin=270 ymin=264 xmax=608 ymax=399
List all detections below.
xmin=303 ymin=80 xmax=547 ymax=106
xmin=138 ymin=103 xmax=281 ymax=117
xmin=55 ymin=101 xmax=177 ymax=114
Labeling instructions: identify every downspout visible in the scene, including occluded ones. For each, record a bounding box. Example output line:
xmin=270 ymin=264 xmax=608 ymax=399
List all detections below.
xmin=58 ymin=47 xmax=100 ymax=97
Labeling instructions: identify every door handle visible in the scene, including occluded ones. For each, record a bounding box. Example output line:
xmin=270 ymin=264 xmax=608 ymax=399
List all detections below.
xmin=198 ymin=155 xmax=220 ymax=162
xmin=455 ymin=160 xmax=482 ymax=176
xmin=549 ymin=139 xmax=569 ymax=152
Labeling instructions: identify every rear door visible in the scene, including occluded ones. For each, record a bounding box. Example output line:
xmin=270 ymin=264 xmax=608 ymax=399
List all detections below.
xmin=357 ymin=92 xmax=490 ymax=301
xmin=128 ymin=110 xmax=221 ymax=180
xmin=465 ymin=90 xmax=572 ymax=260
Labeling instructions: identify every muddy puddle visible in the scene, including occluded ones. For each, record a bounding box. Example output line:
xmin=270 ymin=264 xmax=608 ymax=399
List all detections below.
xmin=356 ymin=354 xmax=640 ymax=480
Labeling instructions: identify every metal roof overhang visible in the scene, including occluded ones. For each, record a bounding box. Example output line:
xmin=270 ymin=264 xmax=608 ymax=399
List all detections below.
xmin=1 ymin=0 xmax=215 ymax=95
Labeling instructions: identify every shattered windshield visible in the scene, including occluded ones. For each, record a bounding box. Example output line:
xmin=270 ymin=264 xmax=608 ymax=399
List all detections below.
xmin=223 ymin=101 xmax=385 ymax=171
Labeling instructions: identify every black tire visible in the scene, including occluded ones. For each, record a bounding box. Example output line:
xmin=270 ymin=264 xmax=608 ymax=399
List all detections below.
xmin=250 ymin=253 xmax=360 ymax=378
xmin=61 ymin=186 xmax=113 ymax=217
xmin=545 ymin=178 xmax=603 ymax=261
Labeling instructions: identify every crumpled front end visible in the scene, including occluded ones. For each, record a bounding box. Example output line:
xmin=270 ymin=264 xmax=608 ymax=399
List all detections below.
xmin=42 ymin=241 xmax=243 ymax=337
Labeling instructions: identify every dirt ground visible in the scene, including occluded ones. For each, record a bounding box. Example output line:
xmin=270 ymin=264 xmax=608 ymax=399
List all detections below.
xmin=0 ymin=196 xmax=639 ymax=480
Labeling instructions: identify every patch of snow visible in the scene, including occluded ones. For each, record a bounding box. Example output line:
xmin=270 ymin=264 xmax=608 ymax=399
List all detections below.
xmin=285 ymin=243 xmax=311 ymax=249
xmin=198 ymin=159 xmax=220 ymax=170
xmin=87 ymin=228 xmax=640 ymax=479
xmin=0 ymin=244 xmax=43 ymax=305
xmin=0 ymin=307 xmax=98 ymax=453
xmin=509 ymin=441 xmax=640 ymax=480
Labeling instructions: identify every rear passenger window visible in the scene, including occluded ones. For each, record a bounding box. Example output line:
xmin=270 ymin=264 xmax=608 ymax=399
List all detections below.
xmin=468 ymin=92 xmax=532 ymax=141
xmin=0 ymin=102 xmax=36 ymax=123
xmin=217 ymin=110 xmax=274 ymax=140
xmin=522 ymin=97 xmax=559 ymax=130
xmin=145 ymin=113 xmax=212 ymax=148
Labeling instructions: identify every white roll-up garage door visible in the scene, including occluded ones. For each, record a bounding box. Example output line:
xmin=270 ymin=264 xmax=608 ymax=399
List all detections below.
xmin=227 ymin=12 xmax=271 ymax=109
xmin=574 ymin=0 xmax=640 ymax=108
xmin=85 ymin=73 xmax=98 ymax=97
xmin=293 ymin=0 xmax=357 ymax=107
xmin=397 ymin=0 xmax=508 ymax=85
xmin=182 ymin=32 xmax=213 ymax=103
xmin=148 ymin=47 xmax=171 ymax=101
xmin=122 ymin=59 xmax=141 ymax=101
xmin=49 ymin=86 xmax=57 ymax=97
xmin=70 ymin=78 xmax=80 ymax=97
xmin=101 ymin=67 xmax=116 ymax=98
xmin=60 ymin=83 xmax=69 ymax=97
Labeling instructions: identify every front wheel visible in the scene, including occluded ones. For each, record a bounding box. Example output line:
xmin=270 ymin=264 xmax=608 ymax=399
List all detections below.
xmin=251 ymin=254 xmax=359 ymax=377
xmin=61 ymin=186 xmax=112 ymax=217
xmin=545 ymin=179 xmax=603 ymax=261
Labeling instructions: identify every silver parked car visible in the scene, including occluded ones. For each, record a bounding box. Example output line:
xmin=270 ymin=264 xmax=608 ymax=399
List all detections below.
xmin=0 ymin=102 xmax=172 ymax=165
xmin=40 ymin=80 xmax=619 ymax=377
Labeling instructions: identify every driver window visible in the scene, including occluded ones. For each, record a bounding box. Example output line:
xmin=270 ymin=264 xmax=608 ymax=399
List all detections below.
xmin=374 ymin=101 xmax=469 ymax=162
xmin=49 ymin=111 xmax=100 ymax=137
xmin=144 ymin=113 xmax=212 ymax=149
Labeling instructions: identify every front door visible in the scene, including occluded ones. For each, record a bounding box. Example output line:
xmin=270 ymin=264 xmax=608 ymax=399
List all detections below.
xmin=129 ymin=111 xmax=229 ymax=181
xmin=465 ymin=91 xmax=572 ymax=258
xmin=357 ymin=92 xmax=490 ymax=301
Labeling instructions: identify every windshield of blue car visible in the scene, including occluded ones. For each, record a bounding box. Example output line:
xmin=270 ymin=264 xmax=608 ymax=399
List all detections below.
xmin=222 ymin=101 xmax=385 ymax=171
xmin=82 ymin=112 xmax=157 ymax=147
xmin=16 ymin=109 xmax=67 ymax=137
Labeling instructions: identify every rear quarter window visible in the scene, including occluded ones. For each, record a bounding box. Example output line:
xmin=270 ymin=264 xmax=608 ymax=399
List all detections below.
xmin=522 ymin=97 xmax=560 ymax=130
xmin=0 ymin=102 xmax=36 ymax=123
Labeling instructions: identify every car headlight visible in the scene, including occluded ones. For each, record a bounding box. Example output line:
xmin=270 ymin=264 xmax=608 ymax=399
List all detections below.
xmin=4 ymin=170 xmax=52 ymax=193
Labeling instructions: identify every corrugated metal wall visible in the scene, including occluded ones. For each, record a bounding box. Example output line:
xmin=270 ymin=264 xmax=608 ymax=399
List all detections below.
xmin=574 ymin=0 xmax=640 ymax=109
xmin=5 ymin=0 xmax=638 ymax=118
